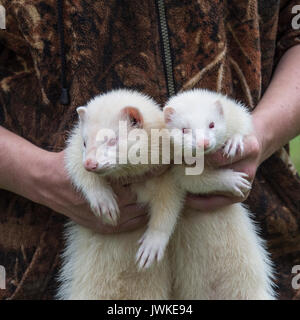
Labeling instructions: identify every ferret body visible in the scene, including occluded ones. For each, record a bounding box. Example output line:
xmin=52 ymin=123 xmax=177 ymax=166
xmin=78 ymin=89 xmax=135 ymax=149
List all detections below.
xmin=164 ymin=89 xmax=276 ymax=299
xmin=58 ymin=88 xmax=276 ymax=300
xmin=57 ymin=89 xmax=182 ymax=299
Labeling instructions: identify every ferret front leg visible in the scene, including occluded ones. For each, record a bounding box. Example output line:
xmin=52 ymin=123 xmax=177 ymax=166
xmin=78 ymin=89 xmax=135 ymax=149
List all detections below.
xmin=223 ymin=134 xmax=245 ymax=158
xmin=135 ymin=171 xmax=184 ymax=270
xmin=219 ymin=169 xmax=252 ymax=197
xmin=76 ymin=172 xmax=120 ymax=226
xmin=183 ymin=168 xmax=251 ymax=198
xmin=65 ymin=129 xmax=120 ymax=225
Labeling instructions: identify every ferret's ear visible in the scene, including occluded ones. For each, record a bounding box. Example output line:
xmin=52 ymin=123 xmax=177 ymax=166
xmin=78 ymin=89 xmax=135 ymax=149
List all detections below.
xmin=121 ymin=106 xmax=144 ymax=128
xmin=76 ymin=107 xmax=87 ymax=122
xmin=164 ymin=107 xmax=175 ymax=123
xmin=214 ymin=100 xmax=224 ymax=116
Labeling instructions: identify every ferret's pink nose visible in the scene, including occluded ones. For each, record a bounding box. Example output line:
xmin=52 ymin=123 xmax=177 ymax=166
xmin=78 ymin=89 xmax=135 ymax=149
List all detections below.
xmin=198 ymin=139 xmax=210 ymax=150
xmin=84 ymin=159 xmax=98 ymax=171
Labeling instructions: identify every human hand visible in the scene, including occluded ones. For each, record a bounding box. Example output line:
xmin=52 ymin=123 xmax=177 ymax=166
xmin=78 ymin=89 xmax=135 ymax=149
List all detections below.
xmin=34 ymin=152 xmax=170 ymax=234
xmin=185 ymin=134 xmax=262 ymax=212
xmin=0 ymin=125 xmax=168 ymax=234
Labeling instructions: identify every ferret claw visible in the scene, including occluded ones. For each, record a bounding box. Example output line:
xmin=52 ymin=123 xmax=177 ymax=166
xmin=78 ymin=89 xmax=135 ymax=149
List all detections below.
xmin=230 ymin=171 xmax=252 ymax=197
xmin=136 ymin=231 xmax=168 ymax=270
xmin=138 ymin=233 xmax=146 ymax=244
xmin=90 ymin=204 xmax=101 ymax=217
xmin=224 ymin=134 xmax=244 ymax=158
xmin=101 ymin=202 xmax=120 ymax=226
xmin=88 ymin=191 xmax=120 ymax=226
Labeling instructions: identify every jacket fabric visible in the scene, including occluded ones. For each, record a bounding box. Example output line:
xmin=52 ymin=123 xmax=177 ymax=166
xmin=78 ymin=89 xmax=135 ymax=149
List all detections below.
xmin=0 ymin=0 xmax=299 ymax=299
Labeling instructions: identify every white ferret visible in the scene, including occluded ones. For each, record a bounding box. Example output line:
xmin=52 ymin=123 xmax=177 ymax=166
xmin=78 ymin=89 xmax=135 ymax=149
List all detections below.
xmin=164 ymin=89 xmax=276 ymax=299
xmin=58 ymin=88 xmax=276 ymax=300
xmin=57 ymin=89 xmax=183 ymax=299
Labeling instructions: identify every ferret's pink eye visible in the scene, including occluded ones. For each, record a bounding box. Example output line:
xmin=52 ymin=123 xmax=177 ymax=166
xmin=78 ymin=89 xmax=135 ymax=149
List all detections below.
xmin=108 ymin=138 xmax=117 ymax=146
xmin=209 ymin=122 xmax=215 ymax=129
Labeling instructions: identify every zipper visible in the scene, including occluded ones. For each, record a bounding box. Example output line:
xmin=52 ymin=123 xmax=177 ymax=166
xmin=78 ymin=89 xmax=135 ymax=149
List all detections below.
xmin=156 ymin=0 xmax=176 ymax=97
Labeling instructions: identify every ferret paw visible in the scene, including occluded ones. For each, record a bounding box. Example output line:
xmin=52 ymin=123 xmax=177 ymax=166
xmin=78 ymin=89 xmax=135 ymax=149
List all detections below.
xmin=136 ymin=231 xmax=168 ymax=270
xmin=230 ymin=171 xmax=252 ymax=197
xmin=223 ymin=134 xmax=244 ymax=158
xmin=88 ymin=192 xmax=120 ymax=226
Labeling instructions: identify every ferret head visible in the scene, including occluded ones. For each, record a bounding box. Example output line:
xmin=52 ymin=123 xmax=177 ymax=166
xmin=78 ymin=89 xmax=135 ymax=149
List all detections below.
xmin=164 ymin=90 xmax=227 ymax=154
xmin=76 ymin=89 xmax=163 ymax=176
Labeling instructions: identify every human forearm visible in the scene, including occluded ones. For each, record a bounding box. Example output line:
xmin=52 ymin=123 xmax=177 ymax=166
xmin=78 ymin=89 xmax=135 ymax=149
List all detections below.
xmin=0 ymin=126 xmax=50 ymax=201
xmin=253 ymin=45 xmax=300 ymax=163
xmin=0 ymin=126 xmax=149 ymax=233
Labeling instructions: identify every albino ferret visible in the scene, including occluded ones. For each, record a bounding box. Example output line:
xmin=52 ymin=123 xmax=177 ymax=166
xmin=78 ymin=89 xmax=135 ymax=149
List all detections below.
xmin=57 ymin=89 xmax=182 ymax=299
xmin=57 ymin=88 xmax=276 ymax=300
xmin=164 ymin=89 xmax=276 ymax=299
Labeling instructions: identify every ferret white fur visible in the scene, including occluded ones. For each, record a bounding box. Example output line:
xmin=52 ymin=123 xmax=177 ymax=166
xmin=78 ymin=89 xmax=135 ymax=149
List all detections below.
xmin=164 ymin=89 xmax=276 ymax=300
xmin=58 ymin=88 xmax=276 ymax=300
xmin=57 ymin=89 xmax=182 ymax=299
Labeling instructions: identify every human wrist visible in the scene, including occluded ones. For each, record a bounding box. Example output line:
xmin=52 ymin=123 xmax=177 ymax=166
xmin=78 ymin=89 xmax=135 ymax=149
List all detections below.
xmin=0 ymin=130 xmax=54 ymax=204
xmin=29 ymin=150 xmax=65 ymax=206
xmin=0 ymin=132 xmax=39 ymax=194
xmin=252 ymin=107 xmax=272 ymax=165
xmin=16 ymin=146 xmax=53 ymax=204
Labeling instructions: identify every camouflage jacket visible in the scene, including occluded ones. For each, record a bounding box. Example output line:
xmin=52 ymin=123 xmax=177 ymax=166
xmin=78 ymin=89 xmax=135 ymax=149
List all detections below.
xmin=0 ymin=0 xmax=299 ymax=299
